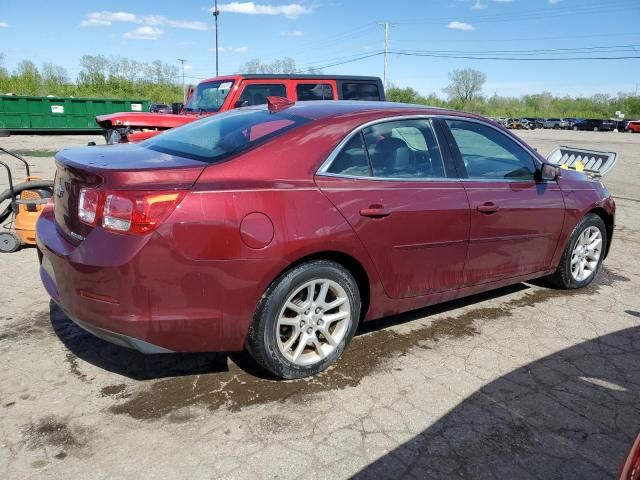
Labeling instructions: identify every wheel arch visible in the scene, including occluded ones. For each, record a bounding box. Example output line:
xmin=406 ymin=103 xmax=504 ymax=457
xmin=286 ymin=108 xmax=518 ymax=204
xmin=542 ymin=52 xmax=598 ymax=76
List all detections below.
xmin=275 ymin=250 xmax=371 ymax=322
xmin=587 ymin=207 xmax=614 ymax=258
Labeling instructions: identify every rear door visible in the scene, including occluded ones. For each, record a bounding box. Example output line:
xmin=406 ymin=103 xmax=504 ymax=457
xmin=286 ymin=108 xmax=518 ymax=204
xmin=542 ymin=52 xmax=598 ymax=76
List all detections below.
xmin=442 ymin=118 xmax=565 ymax=286
xmin=316 ymin=117 xmax=469 ymax=299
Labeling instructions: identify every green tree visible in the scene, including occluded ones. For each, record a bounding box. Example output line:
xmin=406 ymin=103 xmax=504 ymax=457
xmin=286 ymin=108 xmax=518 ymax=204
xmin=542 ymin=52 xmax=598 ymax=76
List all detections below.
xmin=442 ymin=68 xmax=486 ymax=105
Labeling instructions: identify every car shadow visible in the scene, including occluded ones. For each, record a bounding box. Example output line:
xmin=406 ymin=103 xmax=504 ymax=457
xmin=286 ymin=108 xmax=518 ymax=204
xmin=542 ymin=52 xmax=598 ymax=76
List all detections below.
xmin=354 ymin=322 xmax=640 ymax=480
xmin=49 ymin=283 xmax=529 ymax=381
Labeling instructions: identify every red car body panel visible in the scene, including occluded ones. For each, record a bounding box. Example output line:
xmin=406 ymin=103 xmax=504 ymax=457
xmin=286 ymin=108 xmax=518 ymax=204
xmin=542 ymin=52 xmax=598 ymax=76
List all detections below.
xmin=95 ymin=111 xmax=198 ymax=129
xmin=38 ymin=102 xmax=615 ymax=354
xmin=627 ymin=121 xmax=640 ymax=133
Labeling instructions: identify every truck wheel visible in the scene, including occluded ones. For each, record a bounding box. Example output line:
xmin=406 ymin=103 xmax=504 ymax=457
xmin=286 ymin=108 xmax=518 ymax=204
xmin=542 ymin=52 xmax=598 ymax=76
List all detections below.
xmin=106 ymin=129 xmax=122 ymax=145
xmin=0 ymin=232 xmax=21 ymax=253
xmin=247 ymin=260 xmax=360 ymax=379
xmin=549 ymin=213 xmax=607 ymax=289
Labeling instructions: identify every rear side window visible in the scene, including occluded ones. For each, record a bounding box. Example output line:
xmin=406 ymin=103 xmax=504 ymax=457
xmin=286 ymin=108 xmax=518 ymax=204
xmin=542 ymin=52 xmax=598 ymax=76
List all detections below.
xmin=327 ymin=133 xmax=370 ymax=177
xmin=144 ymin=108 xmax=309 ymax=163
xmin=237 ymin=84 xmax=286 ymax=107
xmin=296 ymin=83 xmax=334 ymax=101
xmin=446 ymin=120 xmax=536 ymax=180
xmin=341 ymin=83 xmax=380 ymax=101
xmin=327 ymin=119 xmax=446 ymax=180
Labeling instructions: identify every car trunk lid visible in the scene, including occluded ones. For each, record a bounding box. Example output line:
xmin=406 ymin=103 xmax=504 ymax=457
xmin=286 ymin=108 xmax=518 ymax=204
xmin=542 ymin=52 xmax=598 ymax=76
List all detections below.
xmin=53 ymin=143 xmax=205 ymax=244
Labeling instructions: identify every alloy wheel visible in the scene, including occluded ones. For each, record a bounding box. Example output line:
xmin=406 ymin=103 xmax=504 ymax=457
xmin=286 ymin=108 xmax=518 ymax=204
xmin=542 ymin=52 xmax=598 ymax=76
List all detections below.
xmin=276 ymin=279 xmax=351 ymax=367
xmin=570 ymin=226 xmax=603 ymax=282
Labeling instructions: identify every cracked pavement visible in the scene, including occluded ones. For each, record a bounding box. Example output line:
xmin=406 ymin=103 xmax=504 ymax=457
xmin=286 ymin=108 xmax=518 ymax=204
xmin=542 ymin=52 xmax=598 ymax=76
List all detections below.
xmin=1 ymin=130 xmax=639 ymax=479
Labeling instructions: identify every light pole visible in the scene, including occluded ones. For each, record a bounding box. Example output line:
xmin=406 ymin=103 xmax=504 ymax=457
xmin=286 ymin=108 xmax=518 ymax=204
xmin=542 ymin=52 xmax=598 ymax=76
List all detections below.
xmin=377 ymin=22 xmax=390 ymax=87
xmin=213 ymin=0 xmax=220 ymax=76
xmin=177 ymin=58 xmax=187 ymax=103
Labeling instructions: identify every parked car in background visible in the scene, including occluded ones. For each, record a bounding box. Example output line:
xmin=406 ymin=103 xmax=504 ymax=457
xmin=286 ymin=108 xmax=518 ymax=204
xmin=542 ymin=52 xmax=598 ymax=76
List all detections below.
xmin=149 ymin=103 xmax=171 ymax=114
xmin=38 ymin=99 xmax=615 ymax=379
xmin=522 ymin=117 xmax=544 ymax=129
xmin=626 ymin=120 xmax=640 ymax=133
xmin=572 ymin=119 xmax=615 ymax=132
xmin=543 ymin=118 xmax=569 ymax=129
xmin=506 ymin=118 xmax=528 ymax=129
xmin=97 ymin=74 xmax=385 ymax=144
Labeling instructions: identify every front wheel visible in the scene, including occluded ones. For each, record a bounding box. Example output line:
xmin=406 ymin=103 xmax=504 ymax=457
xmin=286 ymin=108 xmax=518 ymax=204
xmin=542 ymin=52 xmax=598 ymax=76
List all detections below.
xmin=549 ymin=213 xmax=607 ymax=289
xmin=247 ymin=260 xmax=360 ymax=379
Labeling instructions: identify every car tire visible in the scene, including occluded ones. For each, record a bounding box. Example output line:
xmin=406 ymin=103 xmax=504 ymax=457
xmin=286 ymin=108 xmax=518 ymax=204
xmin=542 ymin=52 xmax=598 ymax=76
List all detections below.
xmin=549 ymin=213 xmax=607 ymax=289
xmin=554 ymin=124 xmax=560 ymax=130
xmin=247 ymin=260 xmax=361 ymax=379
xmin=573 ymin=126 xmax=579 ymax=131
xmin=593 ymin=126 xmax=599 ymax=132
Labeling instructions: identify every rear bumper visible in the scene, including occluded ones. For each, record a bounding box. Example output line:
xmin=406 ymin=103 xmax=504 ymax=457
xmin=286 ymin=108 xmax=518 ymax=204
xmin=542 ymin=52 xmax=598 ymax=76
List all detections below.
xmin=36 ymin=207 xmax=282 ymax=353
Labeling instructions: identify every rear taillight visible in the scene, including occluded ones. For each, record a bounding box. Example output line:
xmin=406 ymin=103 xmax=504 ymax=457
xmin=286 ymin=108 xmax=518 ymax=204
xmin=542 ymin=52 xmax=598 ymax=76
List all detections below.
xmin=78 ymin=188 xmax=101 ymax=225
xmin=77 ymin=189 xmax=185 ymax=235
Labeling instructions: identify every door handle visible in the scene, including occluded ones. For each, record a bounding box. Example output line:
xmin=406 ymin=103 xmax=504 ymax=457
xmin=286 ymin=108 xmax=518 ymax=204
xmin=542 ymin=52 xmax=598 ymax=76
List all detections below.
xmin=360 ymin=205 xmax=391 ymax=218
xmin=477 ymin=202 xmax=500 ymax=214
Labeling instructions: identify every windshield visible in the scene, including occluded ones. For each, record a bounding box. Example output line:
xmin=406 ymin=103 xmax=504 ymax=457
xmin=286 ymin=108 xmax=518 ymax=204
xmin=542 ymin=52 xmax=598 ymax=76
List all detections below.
xmin=144 ymin=107 xmax=311 ymax=163
xmin=183 ymin=80 xmax=234 ymax=113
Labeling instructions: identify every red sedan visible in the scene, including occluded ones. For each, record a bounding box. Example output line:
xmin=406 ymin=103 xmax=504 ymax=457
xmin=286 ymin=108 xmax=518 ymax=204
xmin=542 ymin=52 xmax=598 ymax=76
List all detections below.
xmin=37 ymin=100 xmax=615 ymax=379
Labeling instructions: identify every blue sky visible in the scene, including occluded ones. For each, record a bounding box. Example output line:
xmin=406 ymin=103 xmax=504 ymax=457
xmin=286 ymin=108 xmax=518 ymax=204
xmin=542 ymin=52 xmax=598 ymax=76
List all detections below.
xmin=1 ymin=0 xmax=639 ymax=97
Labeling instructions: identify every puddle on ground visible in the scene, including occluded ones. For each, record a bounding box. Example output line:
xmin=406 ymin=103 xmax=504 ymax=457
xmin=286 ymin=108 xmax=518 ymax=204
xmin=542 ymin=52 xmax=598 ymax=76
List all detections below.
xmin=21 ymin=415 xmax=91 ymax=460
xmin=106 ymin=266 xmax=626 ymax=420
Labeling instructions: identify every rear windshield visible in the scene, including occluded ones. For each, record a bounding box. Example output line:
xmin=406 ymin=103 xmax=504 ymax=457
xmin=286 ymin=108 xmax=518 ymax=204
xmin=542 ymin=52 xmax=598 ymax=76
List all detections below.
xmin=144 ymin=108 xmax=311 ymax=163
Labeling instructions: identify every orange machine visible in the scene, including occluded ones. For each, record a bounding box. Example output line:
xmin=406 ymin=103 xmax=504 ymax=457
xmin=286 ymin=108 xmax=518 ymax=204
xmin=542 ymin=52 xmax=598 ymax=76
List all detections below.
xmin=0 ymin=148 xmax=53 ymax=253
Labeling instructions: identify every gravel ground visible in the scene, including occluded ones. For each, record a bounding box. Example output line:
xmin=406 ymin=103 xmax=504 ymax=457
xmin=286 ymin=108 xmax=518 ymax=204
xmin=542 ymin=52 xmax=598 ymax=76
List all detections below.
xmin=1 ymin=129 xmax=639 ymax=479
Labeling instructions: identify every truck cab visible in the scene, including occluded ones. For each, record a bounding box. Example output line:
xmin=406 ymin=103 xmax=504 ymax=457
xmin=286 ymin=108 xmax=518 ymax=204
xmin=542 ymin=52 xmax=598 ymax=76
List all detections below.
xmin=96 ymin=74 xmax=385 ymax=144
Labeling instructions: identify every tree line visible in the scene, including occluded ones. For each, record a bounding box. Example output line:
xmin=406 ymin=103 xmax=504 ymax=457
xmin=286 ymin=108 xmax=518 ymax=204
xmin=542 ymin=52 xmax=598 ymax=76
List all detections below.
xmin=387 ymin=68 xmax=640 ymax=119
xmin=1 ymin=55 xmax=638 ymax=119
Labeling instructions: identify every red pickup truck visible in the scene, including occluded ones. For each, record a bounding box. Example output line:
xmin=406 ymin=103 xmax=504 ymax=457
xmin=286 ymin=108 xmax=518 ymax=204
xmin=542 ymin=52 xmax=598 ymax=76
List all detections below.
xmin=96 ymin=74 xmax=385 ymax=144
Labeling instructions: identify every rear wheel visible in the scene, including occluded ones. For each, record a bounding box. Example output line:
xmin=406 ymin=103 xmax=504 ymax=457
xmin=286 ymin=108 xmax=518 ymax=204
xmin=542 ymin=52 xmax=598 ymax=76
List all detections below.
xmin=549 ymin=213 xmax=607 ymax=289
xmin=247 ymin=260 xmax=360 ymax=379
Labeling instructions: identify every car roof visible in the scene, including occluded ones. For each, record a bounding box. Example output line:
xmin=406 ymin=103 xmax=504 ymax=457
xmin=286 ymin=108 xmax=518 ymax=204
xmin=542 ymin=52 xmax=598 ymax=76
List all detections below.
xmin=244 ymin=100 xmax=484 ymax=123
xmin=197 ymin=74 xmax=383 ymax=83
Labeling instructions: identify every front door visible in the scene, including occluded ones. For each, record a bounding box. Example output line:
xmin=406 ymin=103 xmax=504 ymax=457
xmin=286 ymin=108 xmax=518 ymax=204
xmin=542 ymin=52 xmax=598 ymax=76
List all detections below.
xmin=443 ymin=118 xmax=565 ymax=286
xmin=316 ymin=118 xmax=470 ymax=299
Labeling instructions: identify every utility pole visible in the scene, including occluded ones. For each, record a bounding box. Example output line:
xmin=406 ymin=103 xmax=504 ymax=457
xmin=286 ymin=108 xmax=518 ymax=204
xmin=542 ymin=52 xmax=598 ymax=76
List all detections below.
xmin=177 ymin=58 xmax=187 ymax=103
xmin=377 ymin=22 xmax=390 ymax=87
xmin=213 ymin=0 xmax=220 ymax=76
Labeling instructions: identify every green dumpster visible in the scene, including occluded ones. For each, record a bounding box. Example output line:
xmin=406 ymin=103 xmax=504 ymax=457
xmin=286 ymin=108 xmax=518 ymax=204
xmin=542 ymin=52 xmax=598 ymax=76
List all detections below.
xmin=0 ymin=95 xmax=150 ymax=133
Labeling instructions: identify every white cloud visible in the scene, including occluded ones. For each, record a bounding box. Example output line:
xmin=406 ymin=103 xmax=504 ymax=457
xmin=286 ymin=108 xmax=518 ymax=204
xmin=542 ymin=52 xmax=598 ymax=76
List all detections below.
xmin=279 ymin=30 xmax=303 ymax=36
xmin=218 ymin=46 xmax=249 ymax=53
xmin=123 ymin=26 xmax=164 ymax=40
xmin=448 ymin=21 xmax=475 ymax=31
xmin=216 ymin=2 xmax=312 ymax=19
xmin=80 ymin=11 xmax=207 ymax=30
xmin=80 ymin=11 xmax=139 ymax=27
xmin=0 ymin=21 xmax=9 ymax=28
xmin=472 ymin=0 xmax=487 ymax=9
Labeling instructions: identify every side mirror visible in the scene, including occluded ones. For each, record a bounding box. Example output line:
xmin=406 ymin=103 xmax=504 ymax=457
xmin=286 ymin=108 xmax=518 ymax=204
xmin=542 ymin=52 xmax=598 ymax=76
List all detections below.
xmin=234 ymin=100 xmax=249 ymax=109
xmin=539 ymin=163 xmax=560 ymax=181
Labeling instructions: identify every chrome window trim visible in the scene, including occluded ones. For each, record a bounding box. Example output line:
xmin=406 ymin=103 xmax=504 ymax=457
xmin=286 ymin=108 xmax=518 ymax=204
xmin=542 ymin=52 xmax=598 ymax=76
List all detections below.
xmin=316 ymin=113 xmax=542 ymax=183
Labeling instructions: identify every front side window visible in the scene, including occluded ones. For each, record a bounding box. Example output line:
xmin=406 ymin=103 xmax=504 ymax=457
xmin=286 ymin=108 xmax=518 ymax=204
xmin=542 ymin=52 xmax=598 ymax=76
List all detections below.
xmin=341 ymin=83 xmax=381 ymax=101
xmin=326 ymin=119 xmax=446 ymax=179
xmin=237 ymin=84 xmax=286 ymax=107
xmin=183 ymin=80 xmax=234 ymax=113
xmin=446 ymin=120 xmax=536 ymax=180
xmin=145 ymin=108 xmax=309 ymax=163
xmin=296 ymin=83 xmax=334 ymax=101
